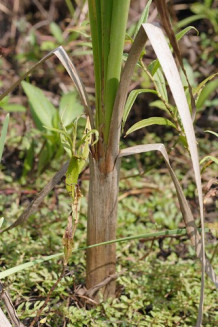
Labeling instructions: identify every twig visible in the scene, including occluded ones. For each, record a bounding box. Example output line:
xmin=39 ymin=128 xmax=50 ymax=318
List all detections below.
xmin=85 ymin=273 xmax=119 ymax=299
xmin=0 ymin=281 xmax=25 ymax=327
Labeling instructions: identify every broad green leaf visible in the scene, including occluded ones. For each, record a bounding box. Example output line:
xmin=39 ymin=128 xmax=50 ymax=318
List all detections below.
xmin=196 ymin=78 xmax=218 ymax=109
xmin=49 ymin=22 xmax=64 ymax=43
xmin=133 ymin=0 xmax=152 ymax=39
xmin=22 ymin=81 xmax=57 ymax=130
xmin=126 ymin=117 xmax=176 ymax=136
xmin=59 ymin=92 xmax=84 ymax=126
xmin=66 ymin=157 xmax=84 ymax=197
xmin=0 ymin=113 xmax=9 ymax=163
xmin=122 ymin=89 xmax=157 ymax=130
xmin=53 ymin=47 xmax=93 ymax=127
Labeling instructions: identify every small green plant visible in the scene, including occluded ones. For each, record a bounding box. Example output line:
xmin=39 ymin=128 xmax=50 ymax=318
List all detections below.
xmin=176 ymin=0 xmax=218 ymax=33
xmin=21 ymin=81 xmax=84 ymax=174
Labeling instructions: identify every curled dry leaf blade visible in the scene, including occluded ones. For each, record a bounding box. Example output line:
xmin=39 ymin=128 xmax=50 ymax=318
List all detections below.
xmin=53 ymin=47 xmax=94 ymax=128
xmin=143 ymin=23 xmax=205 ymax=326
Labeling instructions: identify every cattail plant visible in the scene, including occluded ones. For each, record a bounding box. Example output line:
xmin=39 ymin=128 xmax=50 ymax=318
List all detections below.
xmin=0 ymin=1 xmax=217 ymax=326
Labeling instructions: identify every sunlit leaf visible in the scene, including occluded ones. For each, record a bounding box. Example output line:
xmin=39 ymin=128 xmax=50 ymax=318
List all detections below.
xmin=22 ymin=81 xmax=57 ymax=130
xmin=126 ymin=117 xmax=176 ymax=136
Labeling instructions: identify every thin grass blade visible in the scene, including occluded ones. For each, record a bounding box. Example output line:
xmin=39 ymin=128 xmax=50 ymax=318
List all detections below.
xmin=0 ymin=228 xmax=208 ymax=279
